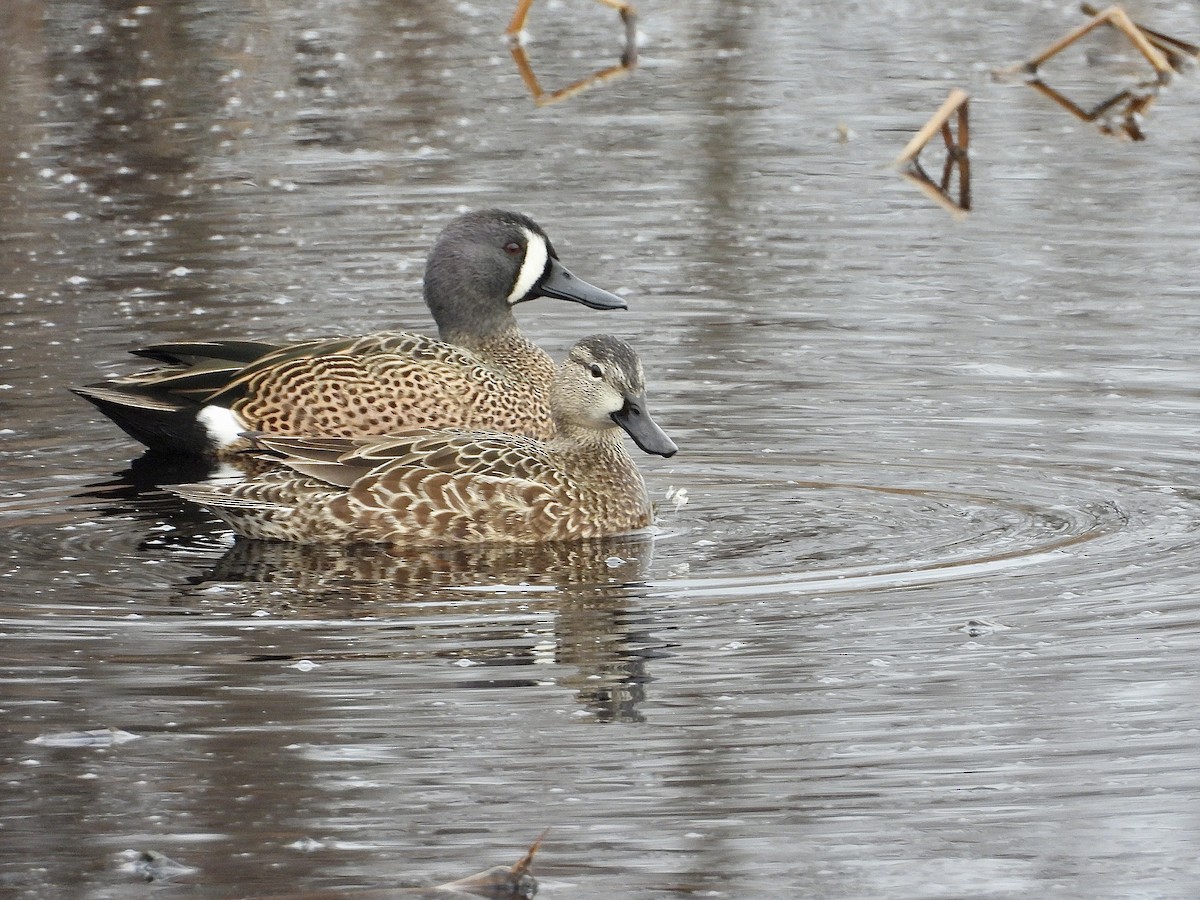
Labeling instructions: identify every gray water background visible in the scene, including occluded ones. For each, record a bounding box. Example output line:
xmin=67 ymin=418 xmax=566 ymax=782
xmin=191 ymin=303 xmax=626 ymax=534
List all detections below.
xmin=4 ymin=1 xmax=1200 ymax=897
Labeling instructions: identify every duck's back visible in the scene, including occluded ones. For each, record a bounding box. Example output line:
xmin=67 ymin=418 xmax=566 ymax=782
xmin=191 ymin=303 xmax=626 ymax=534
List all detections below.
xmin=225 ymin=331 xmax=557 ymax=441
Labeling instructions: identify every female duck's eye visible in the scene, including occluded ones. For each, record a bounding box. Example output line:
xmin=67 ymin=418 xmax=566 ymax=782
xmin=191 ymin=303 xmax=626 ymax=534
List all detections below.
xmin=503 ymin=241 xmax=522 ymax=255
xmin=589 ymin=364 xmax=603 ymax=378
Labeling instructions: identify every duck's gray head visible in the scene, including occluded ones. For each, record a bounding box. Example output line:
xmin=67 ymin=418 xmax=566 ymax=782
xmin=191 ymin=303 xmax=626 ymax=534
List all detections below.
xmin=555 ymin=334 xmax=677 ymax=458
xmin=424 ymin=210 xmax=627 ymax=342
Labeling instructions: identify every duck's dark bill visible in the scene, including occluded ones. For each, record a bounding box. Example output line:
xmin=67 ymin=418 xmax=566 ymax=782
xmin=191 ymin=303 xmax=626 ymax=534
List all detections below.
xmin=533 ymin=258 xmax=627 ymax=310
xmin=612 ymin=396 xmax=678 ymax=458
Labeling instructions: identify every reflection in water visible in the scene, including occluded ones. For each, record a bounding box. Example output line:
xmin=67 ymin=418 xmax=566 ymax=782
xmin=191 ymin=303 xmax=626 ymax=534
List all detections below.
xmin=508 ymin=40 xmax=637 ymax=109
xmin=247 ymin=833 xmax=542 ymax=899
xmin=893 ymin=88 xmax=970 ymax=218
xmin=186 ymin=533 xmax=661 ymax=723
xmin=87 ymin=451 xmax=222 ymax=493
xmin=116 ymin=849 xmax=198 ymax=885
xmin=12 ymin=0 xmax=1200 ymax=896
xmin=291 ymin=27 xmax=366 ymax=148
xmin=506 ymin=0 xmax=638 ymax=108
xmin=506 ymin=0 xmax=638 ymax=41
xmin=1023 ymin=76 xmax=1157 ymax=141
xmin=73 ymin=454 xmax=235 ymax=550
xmin=194 ymin=530 xmax=654 ymax=596
xmin=396 ymin=828 xmax=541 ymax=899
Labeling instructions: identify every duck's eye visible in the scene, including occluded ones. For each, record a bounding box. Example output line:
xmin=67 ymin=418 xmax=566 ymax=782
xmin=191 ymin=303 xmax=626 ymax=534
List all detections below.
xmin=503 ymin=241 xmax=522 ymax=255
xmin=589 ymin=364 xmax=603 ymax=379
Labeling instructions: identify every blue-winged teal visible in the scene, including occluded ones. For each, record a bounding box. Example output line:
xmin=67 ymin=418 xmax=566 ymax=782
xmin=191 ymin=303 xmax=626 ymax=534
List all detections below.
xmin=74 ymin=210 xmax=626 ymax=458
xmin=171 ymin=335 xmax=677 ymax=546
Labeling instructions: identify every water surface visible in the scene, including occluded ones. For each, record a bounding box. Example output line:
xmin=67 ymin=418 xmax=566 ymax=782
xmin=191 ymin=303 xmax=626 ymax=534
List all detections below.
xmin=5 ymin=1 xmax=1200 ymax=897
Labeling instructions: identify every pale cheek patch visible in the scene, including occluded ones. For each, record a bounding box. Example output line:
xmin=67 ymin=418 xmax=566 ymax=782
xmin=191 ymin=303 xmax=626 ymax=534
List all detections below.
xmin=197 ymin=405 xmax=248 ymax=450
xmin=507 ymin=228 xmax=549 ymax=304
xmin=594 ymin=386 xmax=626 ymax=427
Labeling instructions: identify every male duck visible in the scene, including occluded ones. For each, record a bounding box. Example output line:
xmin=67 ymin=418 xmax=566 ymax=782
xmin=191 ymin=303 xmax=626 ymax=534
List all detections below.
xmin=171 ymin=335 xmax=677 ymax=546
xmin=74 ymin=210 xmax=626 ymax=458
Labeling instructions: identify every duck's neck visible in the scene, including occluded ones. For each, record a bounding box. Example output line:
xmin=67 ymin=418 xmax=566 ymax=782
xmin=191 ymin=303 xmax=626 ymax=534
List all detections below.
xmin=430 ymin=284 xmax=519 ymax=349
xmin=454 ymin=325 xmax=555 ymax=383
xmin=550 ymin=425 xmax=636 ymax=473
xmin=551 ymin=425 xmax=651 ymax=526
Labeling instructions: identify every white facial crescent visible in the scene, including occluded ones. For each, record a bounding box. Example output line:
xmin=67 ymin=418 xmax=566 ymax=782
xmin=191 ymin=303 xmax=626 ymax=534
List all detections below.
xmin=506 ymin=227 xmax=549 ymax=304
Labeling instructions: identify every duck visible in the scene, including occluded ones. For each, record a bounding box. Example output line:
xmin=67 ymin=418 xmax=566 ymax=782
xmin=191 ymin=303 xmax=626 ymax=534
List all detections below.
xmin=73 ymin=209 xmax=627 ymax=459
xmin=170 ymin=335 xmax=677 ymax=546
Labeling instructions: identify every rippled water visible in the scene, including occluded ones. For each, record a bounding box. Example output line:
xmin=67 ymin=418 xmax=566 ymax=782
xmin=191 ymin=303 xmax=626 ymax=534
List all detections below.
xmin=6 ymin=0 xmax=1200 ymax=897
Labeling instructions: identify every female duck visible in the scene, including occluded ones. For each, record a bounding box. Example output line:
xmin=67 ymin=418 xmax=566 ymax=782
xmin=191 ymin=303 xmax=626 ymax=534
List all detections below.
xmin=172 ymin=336 xmax=677 ymax=546
xmin=74 ymin=210 xmax=626 ymax=457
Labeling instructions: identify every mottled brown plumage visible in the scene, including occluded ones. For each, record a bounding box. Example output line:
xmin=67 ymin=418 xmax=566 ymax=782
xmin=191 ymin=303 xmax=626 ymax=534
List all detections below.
xmin=172 ymin=336 xmax=678 ymax=546
xmin=73 ymin=210 xmax=626 ymax=458
xmin=225 ymin=331 xmax=558 ymax=441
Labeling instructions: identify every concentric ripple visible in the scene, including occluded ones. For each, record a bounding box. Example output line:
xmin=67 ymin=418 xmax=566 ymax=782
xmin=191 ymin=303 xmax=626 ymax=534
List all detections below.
xmin=5 ymin=450 xmax=1183 ymax=614
xmin=647 ymin=452 xmax=1175 ymax=599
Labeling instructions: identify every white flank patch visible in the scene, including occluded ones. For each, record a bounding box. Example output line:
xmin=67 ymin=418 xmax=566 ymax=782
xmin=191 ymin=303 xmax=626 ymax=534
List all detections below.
xmin=196 ymin=405 xmax=246 ymax=450
xmin=506 ymin=227 xmax=549 ymax=303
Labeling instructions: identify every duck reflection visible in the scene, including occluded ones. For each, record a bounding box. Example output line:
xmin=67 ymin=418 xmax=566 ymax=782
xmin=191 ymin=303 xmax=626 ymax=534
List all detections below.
xmin=80 ymin=450 xmax=666 ymax=724
xmin=73 ymin=454 xmax=231 ymax=549
xmin=73 ymin=453 xmax=238 ymax=551
xmin=189 ymin=533 xmax=661 ymax=723
xmin=198 ymin=530 xmax=652 ymax=595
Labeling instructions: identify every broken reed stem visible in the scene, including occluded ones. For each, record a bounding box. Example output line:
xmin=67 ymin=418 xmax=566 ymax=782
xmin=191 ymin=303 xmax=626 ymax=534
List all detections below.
xmin=892 ymin=88 xmax=969 ymax=167
xmin=1026 ymin=6 xmax=1171 ymax=76
xmin=1080 ymin=2 xmax=1199 ymax=69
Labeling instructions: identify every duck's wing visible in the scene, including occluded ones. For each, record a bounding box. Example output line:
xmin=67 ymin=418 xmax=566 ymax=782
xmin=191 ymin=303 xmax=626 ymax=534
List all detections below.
xmin=240 ymin=431 xmax=570 ymax=544
xmin=254 ymin=430 xmax=560 ymax=489
xmin=203 ymin=333 xmax=466 ymax=403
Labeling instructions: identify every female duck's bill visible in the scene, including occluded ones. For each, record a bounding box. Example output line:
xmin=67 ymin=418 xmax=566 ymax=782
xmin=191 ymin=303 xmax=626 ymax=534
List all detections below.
xmin=611 ymin=394 xmax=677 ymax=457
